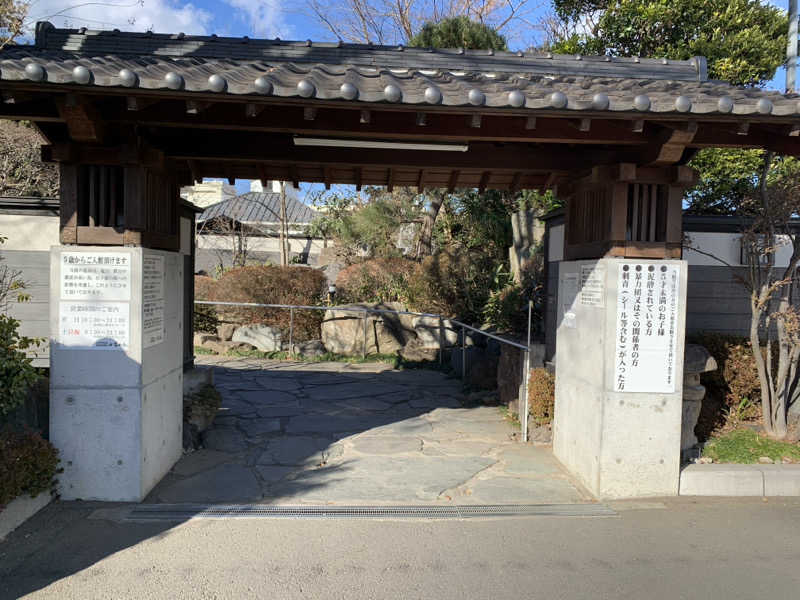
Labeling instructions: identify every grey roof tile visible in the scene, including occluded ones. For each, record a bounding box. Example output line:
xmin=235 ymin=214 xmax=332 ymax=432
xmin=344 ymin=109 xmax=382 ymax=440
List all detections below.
xmin=197 ymin=192 xmax=317 ymax=225
xmin=0 ymin=23 xmax=796 ymax=117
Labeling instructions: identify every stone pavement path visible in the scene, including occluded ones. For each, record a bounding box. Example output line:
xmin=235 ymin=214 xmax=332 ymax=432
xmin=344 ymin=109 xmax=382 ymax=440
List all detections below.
xmin=147 ymin=357 xmax=589 ymax=505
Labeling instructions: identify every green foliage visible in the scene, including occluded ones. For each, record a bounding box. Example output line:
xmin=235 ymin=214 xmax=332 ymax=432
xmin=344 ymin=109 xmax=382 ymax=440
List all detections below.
xmin=550 ymin=0 xmax=786 ymax=87
xmin=0 ymin=427 xmax=60 ymax=507
xmin=193 ymin=275 xmax=219 ymax=334
xmin=210 ymin=265 xmax=327 ymax=341
xmin=435 ymin=189 xmax=514 ymax=260
xmin=410 ymin=16 xmax=508 ymax=50
xmin=0 ymin=314 xmax=41 ymax=417
xmin=335 ymin=258 xmax=417 ymax=304
xmin=517 ymin=189 xmax=562 ymax=214
xmin=702 ymin=428 xmax=800 ymax=464
xmin=528 ymin=368 xmax=556 ymax=426
xmin=686 ymin=149 xmax=767 ymax=215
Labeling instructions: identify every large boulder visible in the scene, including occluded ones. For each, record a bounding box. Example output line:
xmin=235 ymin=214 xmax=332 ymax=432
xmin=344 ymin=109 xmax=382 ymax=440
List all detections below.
xmin=321 ymin=303 xmax=410 ymax=356
xmin=413 ymin=316 xmax=459 ymax=348
xmin=232 ymin=324 xmax=282 ymax=352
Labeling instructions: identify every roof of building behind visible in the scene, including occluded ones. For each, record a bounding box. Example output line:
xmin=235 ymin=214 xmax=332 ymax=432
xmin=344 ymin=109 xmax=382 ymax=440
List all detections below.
xmin=196 ymin=192 xmax=317 ymax=225
xmin=0 ymin=22 xmax=795 ymax=118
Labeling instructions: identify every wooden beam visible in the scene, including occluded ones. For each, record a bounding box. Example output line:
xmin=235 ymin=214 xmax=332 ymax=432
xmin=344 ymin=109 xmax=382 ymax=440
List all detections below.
xmin=574 ymin=118 xmax=591 ymax=132
xmin=289 ymin=164 xmax=299 ymax=189
xmin=643 ymin=122 xmax=698 ymax=166
xmin=525 ymin=116 xmax=537 ymax=130
xmin=510 ymin=171 xmax=522 ymax=193
xmin=416 ymin=112 xmax=427 ymax=126
xmin=631 ymin=120 xmax=645 ymax=133
xmin=447 ymin=170 xmax=460 ymax=192
xmin=478 ymin=171 xmax=490 ymax=192
xmin=355 ymin=167 xmax=363 ymax=191
xmin=127 ymin=97 xmax=159 ymax=112
xmin=186 ymin=100 xmax=212 ymax=115
xmin=469 ymin=114 xmax=482 ymax=129
xmin=245 ymin=103 xmax=265 ymax=118
xmin=737 ymin=122 xmax=750 ymax=136
xmin=788 ymin=124 xmax=800 ymax=137
xmin=417 ymin=170 xmax=425 ymax=192
xmin=387 ymin=167 xmax=394 ymax=192
xmin=56 ymin=95 xmax=104 ymax=143
xmin=303 ymin=107 xmax=317 ymax=121
xmin=2 ymin=91 xmax=32 ymax=104
xmin=360 ymin=109 xmax=371 ymax=124
xmin=323 ymin=166 xmax=331 ymax=190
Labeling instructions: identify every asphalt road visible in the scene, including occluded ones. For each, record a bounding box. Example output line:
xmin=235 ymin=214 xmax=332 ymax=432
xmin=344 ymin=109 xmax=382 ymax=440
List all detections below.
xmin=2 ymin=497 xmax=799 ymax=599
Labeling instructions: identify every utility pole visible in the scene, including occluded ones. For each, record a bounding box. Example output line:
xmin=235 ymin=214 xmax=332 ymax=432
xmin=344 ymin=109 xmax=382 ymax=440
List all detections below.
xmin=788 ymin=0 xmax=798 ymax=92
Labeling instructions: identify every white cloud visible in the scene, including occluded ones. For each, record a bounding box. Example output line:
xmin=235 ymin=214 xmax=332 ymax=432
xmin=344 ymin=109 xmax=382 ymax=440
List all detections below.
xmin=27 ymin=0 xmax=214 ymax=35
xmin=219 ymin=0 xmax=290 ymax=38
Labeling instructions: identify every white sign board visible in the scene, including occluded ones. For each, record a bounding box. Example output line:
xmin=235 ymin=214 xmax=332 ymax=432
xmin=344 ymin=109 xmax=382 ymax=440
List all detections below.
xmin=60 ymin=252 xmax=131 ymax=301
xmin=142 ymin=256 xmax=166 ymax=348
xmin=59 ymin=251 xmax=131 ymax=350
xmin=613 ymin=263 xmax=680 ymax=393
xmin=580 ymin=265 xmax=606 ymax=307
xmin=58 ymin=301 xmax=130 ymax=350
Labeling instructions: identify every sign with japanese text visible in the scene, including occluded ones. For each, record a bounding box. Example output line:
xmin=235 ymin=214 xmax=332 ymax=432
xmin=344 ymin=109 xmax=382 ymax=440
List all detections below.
xmin=60 ymin=252 xmax=131 ymax=301
xmin=59 ymin=251 xmax=131 ymax=350
xmin=580 ymin=264 xmax=606 ymax=307
xmin=143 ymin=255 xmax=165 ymax=348
xmin=58 ymin=301 xmax=130 ymax=350
xmin=613 ymin=263 xmax=680 ymax=393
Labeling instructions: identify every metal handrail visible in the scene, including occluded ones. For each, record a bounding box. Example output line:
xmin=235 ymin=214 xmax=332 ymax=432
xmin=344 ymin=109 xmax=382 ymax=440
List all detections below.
xmin=195 ymin=299 xmax=532 ymax=442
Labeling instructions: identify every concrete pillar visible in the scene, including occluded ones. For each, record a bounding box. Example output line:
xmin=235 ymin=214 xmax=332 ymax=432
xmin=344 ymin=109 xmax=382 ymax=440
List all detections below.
xmin=552 ymin=258 xmax=688 ymax=498
xmin=49 ymin=246 xmax=184 ymax=501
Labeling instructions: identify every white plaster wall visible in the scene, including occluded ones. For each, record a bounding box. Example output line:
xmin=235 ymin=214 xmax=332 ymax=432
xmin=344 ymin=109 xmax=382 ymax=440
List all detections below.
xmin=197 ymin=234 xmax=327 ymax=255
xmin=548 ymin=224 xmax=564 ymax=262
xmin=553 ymin=258 xmax=687 ymax=499
xmin=0 ymin=214 xmax=59 ymax=251
xmin=684 ymin=231 xmax=795 ymax=267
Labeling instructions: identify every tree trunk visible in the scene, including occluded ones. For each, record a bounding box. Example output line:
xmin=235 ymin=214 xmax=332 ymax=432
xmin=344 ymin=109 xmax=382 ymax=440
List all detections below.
xmin=415 ymin=190 xmax=445 ymax=259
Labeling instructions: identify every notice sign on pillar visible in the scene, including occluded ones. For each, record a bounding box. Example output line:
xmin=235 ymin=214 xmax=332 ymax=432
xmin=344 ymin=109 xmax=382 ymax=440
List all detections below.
xmin=613 ymin=263 xmax=680 ymax=393
xmin=58 ymin=252 xmax=131 ymax=350
xmin=143 ymin=255 xmax=166 ymax=348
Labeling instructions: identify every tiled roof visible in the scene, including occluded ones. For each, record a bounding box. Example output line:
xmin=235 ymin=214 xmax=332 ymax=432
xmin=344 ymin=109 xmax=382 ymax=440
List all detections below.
xmin=0 ymin=22 xmax=796 ymax=117
xmin=196 ymin=192 xmax=317 ymax=225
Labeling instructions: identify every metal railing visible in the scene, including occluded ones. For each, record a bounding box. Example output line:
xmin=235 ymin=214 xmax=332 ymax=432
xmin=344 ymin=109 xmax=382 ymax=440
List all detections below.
xmin=195 ymin=300 xmax=533 ymax=442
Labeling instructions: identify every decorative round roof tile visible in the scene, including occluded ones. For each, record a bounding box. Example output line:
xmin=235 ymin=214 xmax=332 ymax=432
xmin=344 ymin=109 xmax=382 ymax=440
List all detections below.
xmin=468 ymin=88 xmax=485 ymax=106
xmin=24 ymin=63 xmax=45 ymax=82
xmin=72 ymin=65 xmax=91 ymax=85
xmin=297 ymin=79 xmax=315 ymax=97
xmin=717 ymin=96 xmax=734 ymax=113
xmin=340 ymin=82 xmax=358 ymax=100
xmin=383 ymin=84 xmax=402 ymax=103
xmin=208 ymin=74 xmax=226 ymax=92
xmin=118 ymin=68 xmax=137 ymax=87
xmin=757 ymin=98 xmax=773 ymax=114
xmin=254 ymin=76 xmax=273 ymax=94
xmin=633 ymin=94 xmax=651 ymax=111
xmin=424 ymin=86 xmax=442 ymax=104
xmin=549 ymin=91 xmax=568 ymax=109
xmin=508 ymin=90 xmax=525 ymax=108
xmin=591 ymin=92 xmax=609 ymax=110
xmin=164 ymin=72 xmax=183 ymax=90
xmin=674 ymin=95 xmax=692 ymax=112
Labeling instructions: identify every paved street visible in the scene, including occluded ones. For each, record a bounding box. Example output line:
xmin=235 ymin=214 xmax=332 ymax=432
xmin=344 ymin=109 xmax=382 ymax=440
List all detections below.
xmin=148 ymin=357 xmax=586 ymax=505
xmin=2 ymin=497 xmax=799 ymax=599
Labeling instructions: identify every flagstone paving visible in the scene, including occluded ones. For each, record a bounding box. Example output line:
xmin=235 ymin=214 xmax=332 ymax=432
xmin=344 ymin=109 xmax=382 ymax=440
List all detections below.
xmin=146 ymin=356 xmax=590 ymax=505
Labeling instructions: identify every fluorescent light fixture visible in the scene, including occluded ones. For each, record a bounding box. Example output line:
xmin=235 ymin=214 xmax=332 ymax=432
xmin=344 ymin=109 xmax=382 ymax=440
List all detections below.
xmin=293 ymin=137 xmax=469 ymax=152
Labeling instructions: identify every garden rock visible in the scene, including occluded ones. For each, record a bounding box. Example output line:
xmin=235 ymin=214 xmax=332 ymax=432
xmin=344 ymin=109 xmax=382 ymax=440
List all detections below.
xmin=194 ymin=333 xmax=219 ymax=346
xmin=399 ymin=338 xmax=438 ymax=362
xmin=321 ymin=304 xmax=405 ymax=355
xmin=232 ymin=325 xmax=282 ymax=352
xmin=758 ymin=456 xmax=774 ymax=464
xmin=205 ymin=340 xmax=253 ymax=355
xmin=217 ymin=323 xmax=237 ymax=341
xmin=413 ymin=316 xmax=458 ymax=348
xmin=291 ymin=339 xmax=326 ymax=357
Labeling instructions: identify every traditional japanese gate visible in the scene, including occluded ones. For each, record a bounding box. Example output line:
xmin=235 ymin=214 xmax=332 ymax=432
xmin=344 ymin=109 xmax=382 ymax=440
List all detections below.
xmin=2 ymin=22 xmax=799 ymax=500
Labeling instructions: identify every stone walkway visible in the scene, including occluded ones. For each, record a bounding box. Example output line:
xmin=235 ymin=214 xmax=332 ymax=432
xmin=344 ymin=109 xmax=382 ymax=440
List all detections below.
xmin=147 ymin=357 xmax=589 ymax=505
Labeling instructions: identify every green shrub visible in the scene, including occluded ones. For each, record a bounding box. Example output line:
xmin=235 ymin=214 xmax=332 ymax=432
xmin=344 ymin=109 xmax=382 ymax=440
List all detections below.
xmin=0 ymin=315 xmax=41 ymax=417
xmin=336 ymin=258 xmax=416 ymax=304
xmin=406 ymin=249 xmax=495 ymax=323
xmin=210 ymin=265 xmax=327 ymax=341
xmin=689 ymin=332 xmax=763 ymax=440
xmin=193 ymin=276 xmax=220 ymax=334
xmin=0 ymin=427 xmax=60 ymax=507
xmin=528 ymin=368 xmax=555 ymax=426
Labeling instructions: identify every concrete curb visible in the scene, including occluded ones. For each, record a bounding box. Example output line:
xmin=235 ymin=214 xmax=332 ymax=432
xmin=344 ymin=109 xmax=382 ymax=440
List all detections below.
xmin=679 ymin=464 xmax=800 ymax=496
xmin=0 ymin=492 xmax=52 ymax=540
